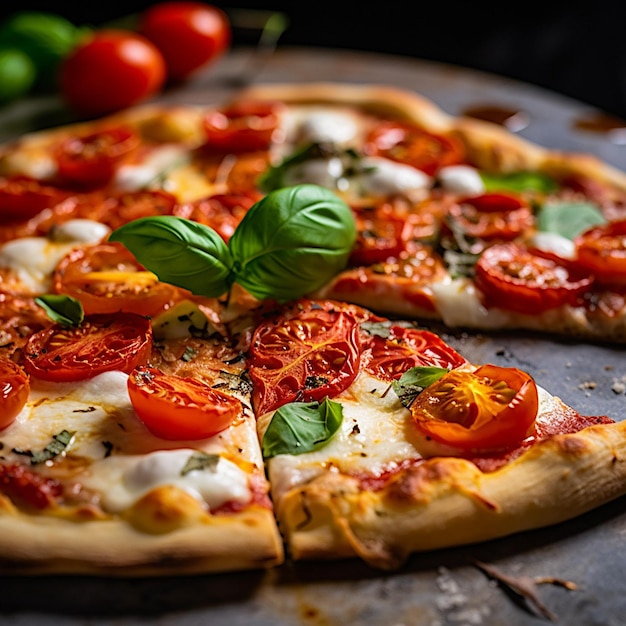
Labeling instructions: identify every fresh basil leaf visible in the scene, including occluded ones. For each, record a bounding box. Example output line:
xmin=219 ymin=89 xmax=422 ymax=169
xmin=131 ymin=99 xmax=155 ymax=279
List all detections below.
xmin=480 ymin=171 xmax=558 ymax=194
xmin=536 ymin=201 xmax=606 ymax=240
xmin=12 ymin=430 xmax=76 ymax=465
xmin=109 ymin=215 xmax=234 ymax=298
xmin=392 ymin=366 xmax=449 ymax=409
xmin=35 ymin=294 xmax=84 ymax=327
xmin=262 ymin=398 xmax=343 ymax=459
xmin=228 ymin=184 xmax=356 ymax=302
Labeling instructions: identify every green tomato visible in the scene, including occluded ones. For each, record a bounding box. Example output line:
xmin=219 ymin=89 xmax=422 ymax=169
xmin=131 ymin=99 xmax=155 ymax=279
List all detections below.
xmin=0 ymin=12 xmax=89 ymax=88
xmin=0 ymin=48 xmax=36 ymax=102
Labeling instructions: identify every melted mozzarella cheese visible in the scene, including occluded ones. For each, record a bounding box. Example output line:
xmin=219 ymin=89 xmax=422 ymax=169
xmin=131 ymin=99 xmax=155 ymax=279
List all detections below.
xmin=266 ymin=372 xmax=420 ymax=497
xmin=7 ymin=371 xmax=256 ymax=513
xmin=438 ymin=165 xmax=485 ymax=195
xmin=357 ymin=156 xmax=431 ymax=196
xmin=89 ymin=449 xmax=251 ymax=513
xmin=49 ymin=219 xmax=111 ymax=243
xmin=530 ymin=231 xmax=576 ymax=260
xmin=281 ymin=107 xmax=362 ymax=147
xmin=151 ymin=299 xmax=220 ymax=339
xmin=113 ymin=145 xmax=189 ymax=191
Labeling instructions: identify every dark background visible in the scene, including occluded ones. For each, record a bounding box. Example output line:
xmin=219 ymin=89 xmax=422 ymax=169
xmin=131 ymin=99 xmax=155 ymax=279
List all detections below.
xmin=2 ymin=0 xmax=626 ymax=120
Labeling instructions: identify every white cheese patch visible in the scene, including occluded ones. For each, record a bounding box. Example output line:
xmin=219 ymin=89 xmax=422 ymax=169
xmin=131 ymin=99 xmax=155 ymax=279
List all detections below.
xmin=438 ymin=165 xmax=485 ymax=195
xmin=0 ymin=237 xmax=77 ymax=293
xmin=113 ymin=145 xmax=189 ymax=191
xmin=48 ymin=219 xmax=111 ymax=244
xmin=430 ymin=278 xmax=512 ymax=329
xmin=267 ymin=372 xmax=420 ymax=498
xmin=283 ymin=157 xmax=345 ymax=189
xmin=88 ymin=449 xmax=251 ymax=513
xmin=357 ymin=156 xmax=432 ymax=196
xmin=530 ymin=231 xmax=576 ymax=260
xmin=280 ymin=106 xmax=362 ymax=149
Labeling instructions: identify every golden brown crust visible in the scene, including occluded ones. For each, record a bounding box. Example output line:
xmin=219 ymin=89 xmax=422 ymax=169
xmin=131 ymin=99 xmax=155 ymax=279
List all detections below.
xmin=274 ymin=418 xmax=626 ymax=569
xmin=0 ymin=502 xmax=284 ymax=576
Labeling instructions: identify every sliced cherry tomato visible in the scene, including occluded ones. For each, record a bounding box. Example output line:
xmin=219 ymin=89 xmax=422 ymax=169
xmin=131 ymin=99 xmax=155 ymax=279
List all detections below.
xmin=59 ymin=30 xmax=166 ymax=117
xmin=172 ymin=192 xmax=258 ymax=242
xmin=363 ymin=121 xmax=465 ymax=176
xmin=363 ymin=326 xmax=466 ymax=381
xmin=475 ymin=242 xmax=594 ymax=314
xmin=248 ymin=300 xmax=361 ymax=415
xmin=575 ymin=220 xmax=626 ymax=286
xmin=0 ymin=293 xmax=51 ymax=357
xmin=54 ymin=126 xmax=140 ymax=188
xmin=0 ymin=358 xmax=29 ymax=429
xmin=0 ymin=463 xmax=62 ymax=509
xmin=53 ymin=242 xmax=184 ymax=317
xmin=411 ymin=364 xmax=538 ymax=452
xmin=203 ymin=101 xmax=282 ymax=153
xmin=128 ymin=366 xmax=242 ymax=440
xmin=0 ymin=176 xmax=68 ymax=223
xmin=446 ymin=192 xmax=534 ymax=241
xmin=140 ymin=1 xmax=231 ymax=82
xmin=23 ymin=312 xmax=152 ymax=382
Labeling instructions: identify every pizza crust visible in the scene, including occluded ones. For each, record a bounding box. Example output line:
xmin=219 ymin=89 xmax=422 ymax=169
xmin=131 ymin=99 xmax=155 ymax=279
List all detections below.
xmin=0 ymin=499 xmax=284 ymax=576
xmin=274 ymin=417 xmax=626 ymax=569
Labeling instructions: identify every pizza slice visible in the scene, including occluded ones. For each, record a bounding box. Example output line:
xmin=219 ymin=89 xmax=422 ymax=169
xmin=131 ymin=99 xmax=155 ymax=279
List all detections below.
xmin=245 ymin=298 xmax=626 ymax=569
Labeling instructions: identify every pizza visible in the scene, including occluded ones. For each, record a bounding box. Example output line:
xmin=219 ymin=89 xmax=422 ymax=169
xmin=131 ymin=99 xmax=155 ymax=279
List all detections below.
xmin=0 ymin=82 xmax=625 ymax=575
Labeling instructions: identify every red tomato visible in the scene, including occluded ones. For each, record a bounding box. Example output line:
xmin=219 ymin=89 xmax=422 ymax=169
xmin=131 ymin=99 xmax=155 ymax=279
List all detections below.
xmin=0 ymin=293 xmax=51 ymax=357
xmin=475 ymin=242 xmax=594 ymax=314
xmin=140 ymin=1 xmax=231 ymax=82
xmin=363 ymin=121 xmax=465 ymax=175
xmin=203 ymin=101 xmax=282 ymax=153
xmin=0 ymin=358 xmax=30 ymax=429
xmin=23 ymin=313 xmax=152 ymax=382
xmin=446 ymin=192 xmax=534 ymax=241
xmin=53 ymin=242 xmax=185 ymax=317
xmin=248 ymin=300 xmax=361 ymax=415
xmin=575 ymin=220 xmax=626 ymax=286
xmin=363 ymin=326 xmax=466 ymax=381
xmin=54 ymin=126 xmax=140 ymax=188
xmin=59 ymin=30 xmax=166 ymax=117
xmin=172 ymin=192 xmax=258 ymax=242
xmin=411 ymin=364 xmax=538 ymax=452
xmin=0 ymin=176 xmax=68 ymax=223
xmin=128 ymin=366 xmax=242 ymax=440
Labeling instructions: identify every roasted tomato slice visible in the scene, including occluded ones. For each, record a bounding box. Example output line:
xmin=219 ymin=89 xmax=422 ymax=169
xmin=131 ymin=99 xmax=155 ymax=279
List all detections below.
xmin=128 ymin=366 xmax=242 ymax=440
xmin=23 ymin=312 xmax=152 ymax=382
xmin=0 ymin=176 xmax=68 ymax=223
xmin=363 ymin=325 xmax=466 ymax=381
xmin=54 ymin=126 xmax=140 ymax=188
xmin=0 ymin=293 xmax=51 ymax=357
xmin=53 ymin=241 xmax=184 ymax=317
xmin=575 ymin=219 xmax=626 ymax=286
xmin=475 ymin=242 xmax=594 ymax=314
xmin=446 ymin=192 xmax=534 ymax=241
xmin=0 ymin=358 xmax=29 ymax=429
xmin=248 ymin=301 xmax=361 ymax=415
xmin=202 ymin=100 xmax=282 ymax=153
xmin=363 ymin=120 xmax=465 ymax=176
xmin=411 ymin=364 xmax=538 ymax=452
xmin=172 ymin=192 xmax=259 ymax=242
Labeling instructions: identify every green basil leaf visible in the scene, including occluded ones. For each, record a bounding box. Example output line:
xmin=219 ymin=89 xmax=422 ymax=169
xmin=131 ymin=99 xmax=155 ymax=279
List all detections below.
xmin=228 ymin=184 xmax=356 ymax=301
xmin=536 ymin=201 xmax=606 ymax=240
xmin=262 ymin=398 xmax=343 ymax=459
xmin=35 ymin=294 xmax=84 ymax=327
xmin=392 ymin=366 xmax=449 ymax=409
xmin=109 ymin=215 xmax=234 ymax=298
xmin=480 ymin=171 xmax=558 ymax=194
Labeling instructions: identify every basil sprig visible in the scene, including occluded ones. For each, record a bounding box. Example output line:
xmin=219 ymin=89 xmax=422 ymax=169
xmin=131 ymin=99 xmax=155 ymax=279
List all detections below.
xmin=536 ymin=201 xmax=606 ymax=240
xmin=35 ymin=294 xmax=84 ymax=327
xmin=480 ymin=170 xmax=558 ymax=194
xmin=262 ymin=398 xmax=343 ymax=459
xmin=109 ymin=184 xmax=356 ymax=302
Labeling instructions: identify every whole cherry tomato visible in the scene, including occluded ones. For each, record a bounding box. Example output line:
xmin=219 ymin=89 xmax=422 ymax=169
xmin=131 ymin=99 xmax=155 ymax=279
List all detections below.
xmin=0 ymin=358 xmax=30 ymax=429
xmin=59 ymin=30 xmax=166 ymax=117
xmin=128 ymin=366 xmax=242 ymax=440
xmin=139 ymin=1 xmax=231 ymax=82
xmin=411 ymin=364 xmax=538 ymax=452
